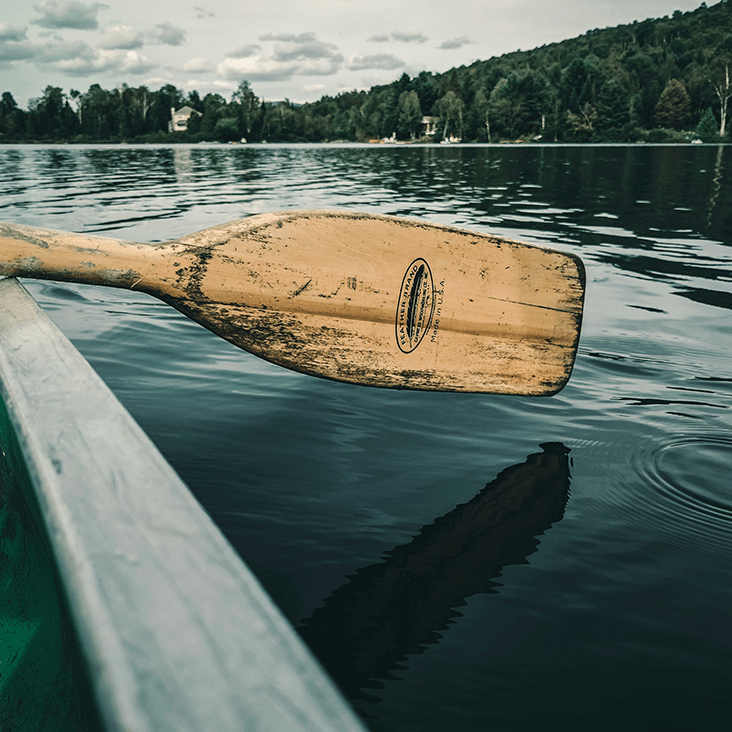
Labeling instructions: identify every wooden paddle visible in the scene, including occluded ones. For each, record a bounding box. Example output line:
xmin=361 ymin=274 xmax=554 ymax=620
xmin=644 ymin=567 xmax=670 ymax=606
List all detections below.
xmin=0 ymin=210 xmax=585 ymax=395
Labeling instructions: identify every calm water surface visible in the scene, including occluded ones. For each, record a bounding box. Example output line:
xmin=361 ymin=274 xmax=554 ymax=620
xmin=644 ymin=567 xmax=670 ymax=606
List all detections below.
xmin=1 ymin=143 xmax=730 ymax=730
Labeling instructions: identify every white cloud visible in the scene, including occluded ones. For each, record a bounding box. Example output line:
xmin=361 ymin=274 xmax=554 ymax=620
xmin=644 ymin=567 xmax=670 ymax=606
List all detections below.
xmin=360 ymin=73 xmax=403 ymax=88
xmin=116 ymin=49 xmax=156 ymax=73
xmin=259 ymin=32 xmax=313 ymax=43
xmin=218 ymin=32 xmax=343 ymax=82
xmin=299 ymin=57 xmax=343 ymax=76
xmin=346 ymin=53 xmax=404 ymax=71
xmin=303 ymin=83 xmax=326 ymax=93
xmin=142 ymin=75 xmax=173 ymax=88
xmin=33 ymin=36 xmax=95 ymax=63
xmin=32 ymin=1 xmax=108 ymax=31
xmin=263 ymin=32 xmax=342 ymax=65
xmin=55 ymin=48 xmax=156 ymax=76
xmin=217 ymin=55 xmax=299 ymax=82
xmin=148 ymin=22 xmax=186 ymax=46
xmin=180 ymin=57 xmax=212 ymax=73
xmin=181 ymin=78 xmax=233 ymax=97
xmin=99 ymin=24 xmax=144 ymax=50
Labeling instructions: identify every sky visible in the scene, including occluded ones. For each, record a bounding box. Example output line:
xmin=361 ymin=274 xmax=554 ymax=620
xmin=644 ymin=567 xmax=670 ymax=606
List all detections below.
xmin=0 ymin=1 xmax=711 ymax=108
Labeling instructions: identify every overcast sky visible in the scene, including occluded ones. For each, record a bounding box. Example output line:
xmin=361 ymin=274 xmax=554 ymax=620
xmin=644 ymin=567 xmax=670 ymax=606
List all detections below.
xmin=0 ymin=1 xmax=710 ymax=108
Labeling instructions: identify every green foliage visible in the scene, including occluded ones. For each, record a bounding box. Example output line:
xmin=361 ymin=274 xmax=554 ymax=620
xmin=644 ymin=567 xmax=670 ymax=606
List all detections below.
xmin=655 ymin=79 xmax=692 ymax=128
xmin=433 ymin=90 xmax=465 ymax=140
xmin=2 ymin=1 xmax=732 ymax=143
xmin=696 ymin=107 xmax=720 ymax=141
xmin=397 ymin=90 xmax=422 ymax=140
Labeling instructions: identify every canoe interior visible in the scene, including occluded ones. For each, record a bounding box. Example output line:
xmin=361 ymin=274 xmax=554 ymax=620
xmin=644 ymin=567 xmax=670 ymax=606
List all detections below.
xmin=0 ymin=397 xmax=103 ymax=731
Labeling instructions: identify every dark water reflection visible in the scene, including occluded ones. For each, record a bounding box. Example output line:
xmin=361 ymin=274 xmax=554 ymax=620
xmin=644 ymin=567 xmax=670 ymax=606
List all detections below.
xmin=299 ymin=443 xmax=570 ymax=706
xmin=1 ymin=143 xmax=730 ymax=730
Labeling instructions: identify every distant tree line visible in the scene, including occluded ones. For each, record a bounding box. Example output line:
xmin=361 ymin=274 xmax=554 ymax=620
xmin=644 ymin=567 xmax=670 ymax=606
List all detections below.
xmin=1 ymin=1 xmax=731 ymax=145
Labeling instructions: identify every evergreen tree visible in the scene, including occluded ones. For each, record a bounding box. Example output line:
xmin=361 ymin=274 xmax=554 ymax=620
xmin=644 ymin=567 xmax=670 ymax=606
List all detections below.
xmin=654 ymin=79 xmax=692 ymax=128
xmin=596 ymin=79 xmax=631 ymax=137
xmin=695 ymin=107 xmax=719 ymax=141
xmin=0 ymin=91 xmax=25 ymax=138
xmin=412 ymin=71 xmax=438 ymax=115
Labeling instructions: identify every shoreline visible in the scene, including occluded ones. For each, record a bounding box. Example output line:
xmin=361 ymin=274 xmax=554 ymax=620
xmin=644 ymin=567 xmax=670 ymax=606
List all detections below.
xmin=1 ymin=141 xmax=730 ymax=148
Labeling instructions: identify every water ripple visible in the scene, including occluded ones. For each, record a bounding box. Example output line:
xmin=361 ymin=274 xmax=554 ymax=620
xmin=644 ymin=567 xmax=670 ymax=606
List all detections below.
xmin=630 ymin=433 xmax=732 ymax=552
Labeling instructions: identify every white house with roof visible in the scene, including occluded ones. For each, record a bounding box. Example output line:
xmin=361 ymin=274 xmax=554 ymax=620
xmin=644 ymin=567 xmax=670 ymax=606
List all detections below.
xmin=169 ymin=106 xmax=200 ymax=133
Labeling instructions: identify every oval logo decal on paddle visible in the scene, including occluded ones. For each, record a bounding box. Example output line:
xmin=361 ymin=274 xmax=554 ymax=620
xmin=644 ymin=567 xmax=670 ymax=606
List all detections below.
xmin=396 ymin=258 xmax=436 ymax=353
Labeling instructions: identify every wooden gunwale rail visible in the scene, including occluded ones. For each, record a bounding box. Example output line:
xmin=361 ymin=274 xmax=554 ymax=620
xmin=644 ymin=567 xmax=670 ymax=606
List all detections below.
xmin=0 ymin=277 xmax=366 ymax=732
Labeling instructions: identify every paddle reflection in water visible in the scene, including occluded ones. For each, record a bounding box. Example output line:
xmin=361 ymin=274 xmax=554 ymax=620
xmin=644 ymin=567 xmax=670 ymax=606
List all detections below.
xmin=298 ymin=442 xmax=570 ymax=705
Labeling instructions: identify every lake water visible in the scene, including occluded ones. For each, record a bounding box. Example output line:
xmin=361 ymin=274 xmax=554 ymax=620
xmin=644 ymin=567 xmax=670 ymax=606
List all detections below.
xmin=1 ymin=143 xmax=730 ymax=731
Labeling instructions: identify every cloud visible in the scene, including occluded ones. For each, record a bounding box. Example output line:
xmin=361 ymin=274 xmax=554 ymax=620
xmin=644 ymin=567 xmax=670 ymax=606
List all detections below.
xmin=53 ymin=47 xmax=156 ymax=76
xmin=193 ymin=6 xmax=214 ymax=19
xmin=218 ymin=32 xmax=343 ymax=82
xmin=370 ymin=31 xmax=428 ymax=44
xmin=360 ymin=73 xmax=402 ymax=89
xmin=32 ymin=36 xmax=95 ymax=63
xmin=439 ymin=36 xmax=472 ymax=50
xmin=303 ymin=84 xmax=326 ymax=93
xmin=182 ymin=79 xmax=233 ymax=96
xmin=143 ymin=76 xmax=174 ymax=88
xmin=218 ymin=56 xmax=299 ymax=82
xmin=148 ymin=22 xmax=186 ymax=46
xmin=32 ymin=1 xmax=108 ymax=31
xmin=0 ymin=23 xmax=28 ymax=42
xmin=179 ymin=57 xmax=212 ymax=73
xmin=346 ymin=53 xmax=405 ymax=71
xmin=261 ymin=32 xmax=342 ymax=64
xmin=294 ymin=57 xmax=343 ymax=76
xmin=0 ymin=41 xmax=35 ymax=63
xmin=99 ymin=24 xmax=144 ymax=50
xmin=391 ymin=31 xmax=428 ymax=43
xmin=230 ymin=44 xmax=261 ymax=58
xmin=259 ymin=32 xmax=314 ymax=43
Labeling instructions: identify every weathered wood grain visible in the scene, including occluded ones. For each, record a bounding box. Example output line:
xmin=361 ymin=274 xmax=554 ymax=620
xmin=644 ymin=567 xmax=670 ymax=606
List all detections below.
xmin=0 ymin=211 xmax=585 ymax=394
xmin=0 ymin=278 xmax=366 ymax=732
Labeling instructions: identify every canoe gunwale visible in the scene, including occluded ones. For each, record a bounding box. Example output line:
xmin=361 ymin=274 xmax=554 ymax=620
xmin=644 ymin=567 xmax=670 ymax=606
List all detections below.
xmin=0 ymin=277 xmax=365 ymax=732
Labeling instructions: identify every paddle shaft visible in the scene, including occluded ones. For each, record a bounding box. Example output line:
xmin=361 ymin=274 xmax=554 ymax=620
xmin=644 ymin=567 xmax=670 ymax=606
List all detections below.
xmin=0 ymin=222 xmax=187 ymax=295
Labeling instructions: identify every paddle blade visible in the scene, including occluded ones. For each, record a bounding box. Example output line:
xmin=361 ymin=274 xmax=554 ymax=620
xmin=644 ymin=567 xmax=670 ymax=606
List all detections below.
xmin=167 ymin=211 xmax=585 ymax=395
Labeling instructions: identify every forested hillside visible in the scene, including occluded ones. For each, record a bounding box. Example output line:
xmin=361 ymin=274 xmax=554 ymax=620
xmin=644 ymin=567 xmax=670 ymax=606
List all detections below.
xmin=1 ymin=1 xmax=731 ymax=143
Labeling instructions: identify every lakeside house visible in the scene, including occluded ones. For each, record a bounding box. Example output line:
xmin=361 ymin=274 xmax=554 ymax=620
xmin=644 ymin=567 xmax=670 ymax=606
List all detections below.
xmin=169 ymin=106 xmax=200 ymax=133
xmin=421 ymin=116 xmax=436 ymax=138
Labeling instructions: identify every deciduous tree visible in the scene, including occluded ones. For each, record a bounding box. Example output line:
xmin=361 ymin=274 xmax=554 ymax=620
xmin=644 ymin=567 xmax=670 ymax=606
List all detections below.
xmin=397 ymin=90 xmax=421 ymax=139
xmin=433 ymin=90 xmax=465 ymax=140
